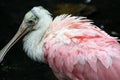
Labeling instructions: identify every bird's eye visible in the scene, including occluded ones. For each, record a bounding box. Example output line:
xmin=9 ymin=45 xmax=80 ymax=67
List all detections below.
xmin=28 ymin=20 xmax=34 ymax=24
xmin=24 ymin=11 xmax=39 ymax=28
xmin=26 ymin=19 xmax=36 ymax=27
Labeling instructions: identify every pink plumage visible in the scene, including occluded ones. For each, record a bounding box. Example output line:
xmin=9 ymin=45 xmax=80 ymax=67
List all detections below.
xmin=43 ymin=15 xmax=120 ymax=80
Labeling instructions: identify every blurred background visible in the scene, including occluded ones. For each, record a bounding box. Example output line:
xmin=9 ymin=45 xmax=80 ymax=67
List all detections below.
xmin=0 ymin=0 xmax=120 ymax=80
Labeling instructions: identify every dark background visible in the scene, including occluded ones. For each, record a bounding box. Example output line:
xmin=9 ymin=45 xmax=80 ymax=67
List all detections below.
xmin=0 ymin=0 xmax=120 ymax=80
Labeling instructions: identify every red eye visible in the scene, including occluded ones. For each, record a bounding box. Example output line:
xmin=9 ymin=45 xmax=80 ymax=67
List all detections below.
xmin=27 ymin=20 xmax=35 ymax=27
xmin=28 ymin=20 xmax=34 ymax=24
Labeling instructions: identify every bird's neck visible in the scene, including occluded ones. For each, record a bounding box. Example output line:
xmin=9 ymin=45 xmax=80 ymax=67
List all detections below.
xmin=23 ymin=17 xmax=52 ymax=62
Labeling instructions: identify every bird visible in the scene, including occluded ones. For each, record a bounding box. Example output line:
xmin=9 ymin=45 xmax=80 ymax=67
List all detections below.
xmin=0 ymin=6 xmax=120 ymax=80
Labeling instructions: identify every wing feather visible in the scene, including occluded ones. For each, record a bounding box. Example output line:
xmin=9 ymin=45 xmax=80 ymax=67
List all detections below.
xmin=43 ymin=15 xmax=120 ymax=80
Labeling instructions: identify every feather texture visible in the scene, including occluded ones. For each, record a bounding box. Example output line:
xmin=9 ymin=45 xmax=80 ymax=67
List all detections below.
xmin=43 ymin=15 xmax=120 ymax=80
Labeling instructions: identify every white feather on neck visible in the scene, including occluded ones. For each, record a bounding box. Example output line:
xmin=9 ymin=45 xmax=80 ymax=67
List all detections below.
xmin=23 ymin=6 xmax=53 ymax=62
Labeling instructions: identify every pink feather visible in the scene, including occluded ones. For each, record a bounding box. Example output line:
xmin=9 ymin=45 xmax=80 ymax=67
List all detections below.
xmin=43 ymin=14 xmax=120 ymax=80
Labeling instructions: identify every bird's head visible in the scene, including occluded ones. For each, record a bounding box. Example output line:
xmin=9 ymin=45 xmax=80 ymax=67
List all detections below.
xmin=0 ymin=6 xmax=52 ymax=62
xmin=23 ymin=6 xmax=52 ymax=30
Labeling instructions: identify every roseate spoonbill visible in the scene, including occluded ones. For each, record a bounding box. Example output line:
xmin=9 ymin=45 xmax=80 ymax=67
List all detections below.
xmin=0 ymin=6 xmax=120 ymax=80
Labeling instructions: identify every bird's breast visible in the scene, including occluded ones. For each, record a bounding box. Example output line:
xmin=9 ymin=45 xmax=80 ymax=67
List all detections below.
xmin=23 ymin=30 xmax=46 ymax=62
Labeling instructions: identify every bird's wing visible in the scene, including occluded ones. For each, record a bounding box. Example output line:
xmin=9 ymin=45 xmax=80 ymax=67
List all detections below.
xmin=43 ymin=15 xmax=120 ymax=80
